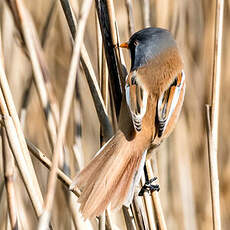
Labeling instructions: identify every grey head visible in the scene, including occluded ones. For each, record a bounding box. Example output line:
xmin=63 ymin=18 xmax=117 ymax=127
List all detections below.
xmin=128 ymin=27 xmax=177 ymax=71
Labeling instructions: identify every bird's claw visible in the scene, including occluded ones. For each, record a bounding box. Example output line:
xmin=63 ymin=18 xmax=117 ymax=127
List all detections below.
xmin=131 ymin=76 xmax=137 ymax=85
xmin=138 ymin=177 xmax=160 ymax=196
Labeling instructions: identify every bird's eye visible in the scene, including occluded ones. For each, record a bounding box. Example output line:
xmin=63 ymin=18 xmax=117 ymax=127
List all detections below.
xmin=133 ymin=41 xmax=139 ymax=46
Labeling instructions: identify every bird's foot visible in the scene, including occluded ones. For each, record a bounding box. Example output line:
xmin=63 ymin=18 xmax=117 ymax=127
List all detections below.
xmin=138 ymin=177 xmax=160 ymax=196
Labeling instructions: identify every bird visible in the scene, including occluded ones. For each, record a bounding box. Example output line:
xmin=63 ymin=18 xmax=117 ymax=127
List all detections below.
xmin=70 ymin=27 xmax=186 ymax=219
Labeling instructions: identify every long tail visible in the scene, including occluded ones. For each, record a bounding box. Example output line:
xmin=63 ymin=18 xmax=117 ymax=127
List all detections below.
xmin=70 ymin=130 xmax=145 ymax=219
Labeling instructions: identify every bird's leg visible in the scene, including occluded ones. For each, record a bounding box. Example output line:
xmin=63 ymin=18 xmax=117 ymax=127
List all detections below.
xmin=138 ymin=164 xmax=160 ymax=196
xmin=131 ymin=75 xmax=137 ymax=85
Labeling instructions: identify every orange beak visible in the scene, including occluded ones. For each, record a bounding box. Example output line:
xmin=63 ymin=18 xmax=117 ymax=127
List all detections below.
xmin=119 ymin=42 xmax=129 ymax=49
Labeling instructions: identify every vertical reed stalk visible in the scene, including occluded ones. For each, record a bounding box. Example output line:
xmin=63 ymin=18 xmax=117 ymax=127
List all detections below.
xmin=125 ymin=0 xmax=135 ymax=35
xmin=39 ymin=0 xmax=93 ymax=228
xmin=20 ymin=0 xmax=58 ymax=128
xmin=0 ymin=15 xmax=44 ymax=208
xmin=99 ymin=212 xmax=106 ymax=230
xmin=59 ymin=0 xmax=113 ymax=140
xmin=0 ymin=39 xmax=43 ymax=219
xmin=140 ymin=173 xmax=157 ymax=230
xmin=146 ymin=160 xmax=167 ymax=230
xmin=95 ymin=0 xmax=122 ymax=115
xmin=143 ymin=0 xmax=151 ymax=27
xmin=6 ymin=0 xmax=58 ymax=149
xmin=206 ymin=0 xmax=224 ymax=229
xmin=0 ymin=93 xmax=43 ymax=217
xmin=2 ymin=127 xmax=20 ymax=230
xmin=122 ymin=206 xmax=136 ymax=230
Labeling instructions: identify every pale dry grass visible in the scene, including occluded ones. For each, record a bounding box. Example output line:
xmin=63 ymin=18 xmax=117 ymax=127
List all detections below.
xmin=0 ymin=0 xmax=229 ymax=229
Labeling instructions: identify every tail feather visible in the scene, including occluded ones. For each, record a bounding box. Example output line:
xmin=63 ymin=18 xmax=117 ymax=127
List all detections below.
xmin=123 ymin=149 xmax=148 ymax=206
xmin=72 ymin=136 xmax=116 ymax=189
xmin=110 ymin=155 xmax=142 ymax=209
xmin=70 ymin=130 xmax=146 ymax=219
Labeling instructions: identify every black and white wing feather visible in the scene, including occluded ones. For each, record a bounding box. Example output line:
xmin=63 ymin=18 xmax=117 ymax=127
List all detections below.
xmin=125 ymin=72 xmax=148 ymax=132
xmin=157 ymin=71 xmax=186 ymax=138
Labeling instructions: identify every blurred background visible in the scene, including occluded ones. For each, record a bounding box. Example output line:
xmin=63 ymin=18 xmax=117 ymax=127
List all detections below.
xmin=0 ymin=0 xmax=229 ymax=229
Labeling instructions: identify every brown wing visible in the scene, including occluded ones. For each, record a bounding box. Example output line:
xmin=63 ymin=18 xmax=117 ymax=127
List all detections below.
xmin=125 ymin=71 xmax=148 ymax=132
xmin=157 ymin=71 xmax=186 ymax=138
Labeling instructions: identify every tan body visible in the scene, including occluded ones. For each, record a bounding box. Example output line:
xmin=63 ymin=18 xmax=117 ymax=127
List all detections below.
xmin=121 ymin=47 xmax=183 ymax=143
